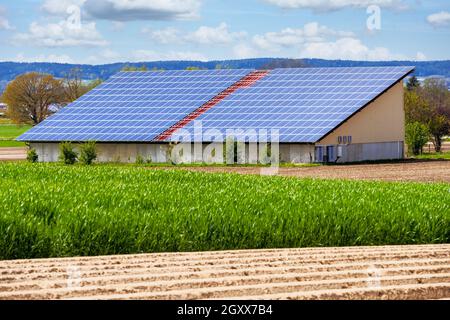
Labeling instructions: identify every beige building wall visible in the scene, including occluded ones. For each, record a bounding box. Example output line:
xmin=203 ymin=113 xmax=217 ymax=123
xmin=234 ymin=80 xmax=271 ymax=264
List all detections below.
xmin=318 ymin=81 xmax=405 ymax=145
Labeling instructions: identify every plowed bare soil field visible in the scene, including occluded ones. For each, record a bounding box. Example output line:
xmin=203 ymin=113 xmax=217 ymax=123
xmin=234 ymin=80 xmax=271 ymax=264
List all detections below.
xmin=158 ymin=160 xmax=450 ymax=183
xmin=1 ymin=244 xmax=449 ymax=300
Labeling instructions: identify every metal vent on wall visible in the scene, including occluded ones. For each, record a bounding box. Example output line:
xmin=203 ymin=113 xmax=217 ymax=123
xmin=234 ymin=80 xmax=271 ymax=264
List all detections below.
xmin=338 ymin=136 xmax=353 ymax=145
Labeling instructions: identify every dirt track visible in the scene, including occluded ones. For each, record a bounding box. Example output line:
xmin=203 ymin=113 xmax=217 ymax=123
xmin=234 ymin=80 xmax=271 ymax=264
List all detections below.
xmin=160 ymin=161 xmax=450 ymax=183
xmin=0 ymin=147 xmax=449 ymax=183
xmin=0 ymin=245 xmax=449 ymax=300
xmin=0 ymin=147 xmax=27 ymax=161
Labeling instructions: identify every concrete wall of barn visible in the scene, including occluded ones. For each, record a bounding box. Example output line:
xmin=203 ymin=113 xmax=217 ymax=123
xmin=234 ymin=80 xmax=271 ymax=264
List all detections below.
xmin=31 ymin=142 xmax=315 ymax=164
xmin=30 ymin=141 xmax=401 ymax=164
xmin=336 ymin=141 xmax=404 ymax=163
xmin=279 ymin=144 xmax=315 ymax=163
xmin=30 ymin=143 xmax=169 ymax=163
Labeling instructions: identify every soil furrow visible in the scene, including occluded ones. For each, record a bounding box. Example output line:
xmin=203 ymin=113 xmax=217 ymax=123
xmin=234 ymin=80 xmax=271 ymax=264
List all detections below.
xmin=2 ymin=273 xmax=449 ymax=300
xmin=2 ymin=250 xmax=448 ymax=275
xmin=222 ymin=283 xmax=450 ymax=300
xmin=64 ymin=274 xmax=450 ymax=300
xmin=1 ymin=245 xmax=448 ymax=300
xmin=2 ymin=244 xmax=448 ymax=267
xmin=2 ymin=260 xmax=448 ymax=287
xmin=1 ymin=265 xmax=448 ymax=294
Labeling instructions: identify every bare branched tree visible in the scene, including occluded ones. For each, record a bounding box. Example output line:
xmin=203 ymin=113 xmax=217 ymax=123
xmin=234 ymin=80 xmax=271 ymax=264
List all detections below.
xmin=2 ymin=72 xmax=63 ymax=125
xmin=62 ymin=68 xmax=102 ymax=106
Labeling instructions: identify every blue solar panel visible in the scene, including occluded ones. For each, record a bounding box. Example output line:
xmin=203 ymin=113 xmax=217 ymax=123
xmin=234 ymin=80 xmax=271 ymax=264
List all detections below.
xmin=18 ymin=69 xmax=253 ymax=142
xmin=179 ymin=66 xmax=414 ymax=143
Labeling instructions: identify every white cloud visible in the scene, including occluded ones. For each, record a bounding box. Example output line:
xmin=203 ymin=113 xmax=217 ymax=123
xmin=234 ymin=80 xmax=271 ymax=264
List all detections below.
xmin=299 ymin=37 xmax=411 ymax=61
xmin=263 ymin=0 xmax=406 ymax=11
xmin=0 ymin=6 xmax=12 ymax=30
xmin=233 ymin=43 xmax=260 ymax=59
xmin=42 ymin=0 xmax=86 ymax=15
xmin=415 ymin=52 xmax=427 ymax=61
xmin=252 ymin=22 xmax=354 ymax=51
xmin=6 ymin=50 xmax=125 ymax=65
xmin=13 ymin=19 xmax=108 ymax=47
xmin=101 ymin=49 xmax=121 ymax=59
xmin=42 ymin=0 xmax=201 ymax=21
xmin=0 ymin=17 xmax=11 ymax=30
xmin=233 ymin=22 xmax=420 ymax=61
xmin=84 ymin=49 xmax=208 ymax=63
xmin=111 ymin=21 xmax=125 ymax=31
xmin=131 ymin=50 xmax=207 ymax=61
xmin=86 ymin=49 xmax=122 ymax=64
xmin=9 ymin=53 xmax=74 ymax=64
xmin=142 ymin=27 xmax=181 ymax=44
xmin=185 ymin=23 xmax=247 ymax=44
xmin=143 ymin=23 xmax=247 ymax=45
xmin=84 ymin=0 xmax=201 ymax=21
xmin=427 ymin=11 xmax=450 ymax=28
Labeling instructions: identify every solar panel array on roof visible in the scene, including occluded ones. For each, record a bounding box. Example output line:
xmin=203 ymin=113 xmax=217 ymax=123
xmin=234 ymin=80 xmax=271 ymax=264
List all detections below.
xmin=18 ymin=66 xmax=414 ymax=143
xmin=179 ymin=66 xmax=414 ymax=143
xmin=18 ymin=69 xmax=253 ymax=142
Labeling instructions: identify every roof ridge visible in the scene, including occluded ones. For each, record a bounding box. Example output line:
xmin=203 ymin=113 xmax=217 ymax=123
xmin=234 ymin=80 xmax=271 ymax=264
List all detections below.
xmin=153 ymin=70 xmax=271 ymax=142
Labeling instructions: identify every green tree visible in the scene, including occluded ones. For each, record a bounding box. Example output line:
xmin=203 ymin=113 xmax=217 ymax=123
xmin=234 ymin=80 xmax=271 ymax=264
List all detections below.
xmin=406 ymin=75 xmax=420 ymax=91
xmin=26 ymin=148 xmax=38 ymax=163
xmin=405 ymin=122 xmax=430 ymax=156
xmin=260 ymin=59 xmax=306 ymax=70
xmin=421 ymin=78 xmax=450 ymax=152
xmin=79 ymin=141 xmax=97 ymax=165
xmin=59 ymin=142 xmax=78 ymax=165
xmin=404 ymin=78 xmax=450 ymax=152
xmin=215 ymin=64 xmax=230 ymax=70
xmin=404 ymin=90 xmax=431 ymax=124
xmin=121 ymin=65 xmax=148 ymax=71
xmin=135 ymin=154 xmax=145 ymax=165
xmin=428 ymin=114 xmax=450 ymax=152
xmin=186 ymin=66 xmax=202 ymax=71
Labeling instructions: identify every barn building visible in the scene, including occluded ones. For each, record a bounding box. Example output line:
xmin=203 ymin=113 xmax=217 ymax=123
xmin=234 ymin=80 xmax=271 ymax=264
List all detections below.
xmin=18 ymin=66 xmax=414 ymax=164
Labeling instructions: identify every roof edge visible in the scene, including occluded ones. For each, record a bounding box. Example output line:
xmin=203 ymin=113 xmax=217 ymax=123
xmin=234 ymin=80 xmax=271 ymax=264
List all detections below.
xmin=315 ymin=67 xmax=415 ymax=144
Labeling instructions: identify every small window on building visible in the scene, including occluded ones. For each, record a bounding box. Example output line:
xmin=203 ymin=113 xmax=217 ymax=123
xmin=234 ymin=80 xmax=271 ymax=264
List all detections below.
xmin=338 ymin=136 xmax=343 ymax=144
xmin=348 ymin=136 xmax=352 ymax=144
xmin=343 ymin=136 xmax=347 ymax=144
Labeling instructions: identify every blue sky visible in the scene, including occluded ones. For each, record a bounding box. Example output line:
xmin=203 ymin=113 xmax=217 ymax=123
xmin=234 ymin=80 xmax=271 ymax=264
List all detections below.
xmin=0 ymin=0 xmax=449 ymax=64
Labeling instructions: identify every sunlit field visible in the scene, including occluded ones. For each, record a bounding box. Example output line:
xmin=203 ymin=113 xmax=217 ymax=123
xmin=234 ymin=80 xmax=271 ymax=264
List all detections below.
xmin=0 ymin=163 xmax=448 ymax=260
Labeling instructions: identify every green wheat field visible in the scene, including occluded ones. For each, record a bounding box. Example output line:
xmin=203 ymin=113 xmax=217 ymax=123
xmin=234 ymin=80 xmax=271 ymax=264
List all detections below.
xmin=0 ymin=163 xmax=448 ymax=260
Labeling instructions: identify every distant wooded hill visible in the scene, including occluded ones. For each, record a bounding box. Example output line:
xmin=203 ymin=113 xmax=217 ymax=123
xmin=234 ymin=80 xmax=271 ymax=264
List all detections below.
xmin=1 ymin=58 xmax=449 ymax=93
